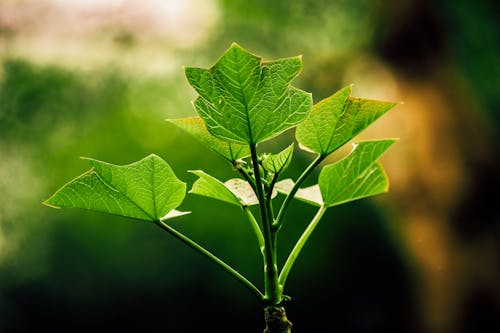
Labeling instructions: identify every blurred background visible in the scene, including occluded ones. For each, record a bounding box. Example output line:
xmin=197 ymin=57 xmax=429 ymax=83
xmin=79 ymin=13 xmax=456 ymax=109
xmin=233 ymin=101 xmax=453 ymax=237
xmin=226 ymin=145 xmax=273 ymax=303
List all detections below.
xmin=1 ymin=0 xmax=499 ymax=332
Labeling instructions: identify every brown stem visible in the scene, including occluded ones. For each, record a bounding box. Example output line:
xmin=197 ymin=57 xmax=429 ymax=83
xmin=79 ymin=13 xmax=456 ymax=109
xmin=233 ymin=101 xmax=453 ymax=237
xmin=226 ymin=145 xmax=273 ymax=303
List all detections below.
xmin=263 ymin=305 xmax=292 ymax=333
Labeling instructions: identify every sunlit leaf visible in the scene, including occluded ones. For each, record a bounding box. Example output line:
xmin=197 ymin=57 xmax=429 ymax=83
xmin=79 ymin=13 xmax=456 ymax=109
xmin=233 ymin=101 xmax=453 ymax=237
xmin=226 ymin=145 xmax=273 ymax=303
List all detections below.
xmin=189 ymin=171 xmax=278 ymax=206
xmin=262 ymin=144 xmax=294 ymax=174
xmin=296 ymin=85 xmax=397 ymax=155
xmin=167 ymin=117 xmax=250 ymax=162
xmin=319 ymin=140 xmax=396 ymax=207
xmin=43 ymin=154 xmax=187 ymax=221
xmin=185 ymin=43 xmax=312 ymax=144
xmin=189 ymin=170 xmax=241 ymax=206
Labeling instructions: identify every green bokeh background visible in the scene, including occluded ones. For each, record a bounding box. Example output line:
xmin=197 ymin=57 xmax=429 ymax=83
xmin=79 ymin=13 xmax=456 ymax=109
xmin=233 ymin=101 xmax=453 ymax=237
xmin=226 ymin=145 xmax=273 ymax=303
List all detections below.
xmin=1 ymin=1 xmax=498 ymax=332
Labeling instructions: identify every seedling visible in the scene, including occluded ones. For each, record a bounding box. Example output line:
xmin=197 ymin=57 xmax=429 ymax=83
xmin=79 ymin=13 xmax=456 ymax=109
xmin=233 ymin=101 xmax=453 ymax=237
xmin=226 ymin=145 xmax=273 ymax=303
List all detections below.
xmin=44 ymin=43 xmax=398 ymax=332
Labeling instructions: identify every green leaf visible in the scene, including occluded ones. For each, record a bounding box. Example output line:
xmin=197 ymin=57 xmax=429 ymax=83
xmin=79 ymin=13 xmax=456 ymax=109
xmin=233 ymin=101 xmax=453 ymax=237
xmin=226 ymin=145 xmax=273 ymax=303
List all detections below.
xmin=275 ymin=179 xmax=323 ymax=206
xmin=188 ymin=170 xmax=242 ymax=206
xmin=296 ymin=85 xmax=397 ymax=155
xmin=262 ymin=143 xmax=294 ymax=174
xmin=189 ymin=171 xmax=277 ymax=206
xmin=167 ymin=117 xmax=250 ymax=162
xmin=319 ymin=140 xmax=396 ymax=207
xmin=185 ymin=43 xmax=312 ymax=144
xmin=43 ymin=154 xmax=187 ymax=221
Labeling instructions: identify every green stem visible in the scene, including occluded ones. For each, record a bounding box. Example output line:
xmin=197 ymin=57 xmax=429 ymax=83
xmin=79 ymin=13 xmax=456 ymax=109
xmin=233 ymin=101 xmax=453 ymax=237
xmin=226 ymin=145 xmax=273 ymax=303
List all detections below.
xmin=266 ymin=173 xmax=279 ymax=220
xmin=244 ymin=206 xmax=265 ymax=256
xmin=237 ymin=166 xmax=257 ymax=192
xmin=154 ymin=220 xmax=264 ymax=302
xmin=266 ymin=173 xmax=279 ymax=202
xmin=250 ymin=143 xmax=280 ymax=304
xmin=274 ymin=154 xmax=324 ymax=230
xmin=278 ymin=205 xmax=327 ymax=288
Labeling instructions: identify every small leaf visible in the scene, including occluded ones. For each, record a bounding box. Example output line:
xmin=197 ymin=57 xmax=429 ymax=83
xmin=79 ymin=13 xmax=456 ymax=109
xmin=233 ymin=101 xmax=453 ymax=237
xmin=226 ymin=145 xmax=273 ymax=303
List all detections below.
xmin=185 ymin=43 xmax=312 ymax=144
xmin=167 ymin=117 xmax=250 ymax=162
xmin=189 ymin=170 xmax=241 ymax=206
xmin=296 ymin=85 xmax=397 ymax=155
xmin=262 ymin=143 xmax=294 ymax=174
xmin=43 ymin=154 xmax=187 ymax=222
xmin=319 ymin=140 xmax=396 ymax=207
xmin=189 ymin=171 xmax=277 ymax=206
xmin=275 ymin=179 xmax=323 ymax=206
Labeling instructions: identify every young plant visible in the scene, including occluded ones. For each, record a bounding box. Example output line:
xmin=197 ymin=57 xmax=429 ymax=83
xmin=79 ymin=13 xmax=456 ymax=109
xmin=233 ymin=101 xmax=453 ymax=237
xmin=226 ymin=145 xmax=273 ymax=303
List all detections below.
xmin=44 ymin=43 xmax=398 ymax=333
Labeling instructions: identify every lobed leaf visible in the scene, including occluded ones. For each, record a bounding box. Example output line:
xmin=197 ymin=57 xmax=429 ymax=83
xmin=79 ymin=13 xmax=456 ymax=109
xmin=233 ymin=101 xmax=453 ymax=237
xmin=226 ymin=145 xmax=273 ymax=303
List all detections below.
xmin=43 ymin=154 xmax=187 ymax=221
xmin=319 ymin=140 xmax=396 ymax=207
xmin=167 ymin=117 xmax=250 ymax=162
xmin=296 ymin=85 xmax=397 ymax=155
xmin=185 ymin=43 xmax=312 ymax=144
xmin=262 ymin=143 xmax=294 ymax=174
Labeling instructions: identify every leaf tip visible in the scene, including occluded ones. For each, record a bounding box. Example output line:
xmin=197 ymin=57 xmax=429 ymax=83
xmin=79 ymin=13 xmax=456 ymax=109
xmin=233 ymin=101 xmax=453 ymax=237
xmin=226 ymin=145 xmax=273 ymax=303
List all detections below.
xmin=297 ymin=142 xmax=316 ymax=154
xmin=42 ymin=199 xmax=60 ymax=209
xmin=184 ymin=66 xmax=200 ymax=78
xmin=187 ymin=169 xmax=204 ymax=179
xmin=147 ymin=153 xmax=161 ymax=160
xmin=80 ymin=157 xmax=98 ymax=167
xmin=342 ymin=84 xmax=354 ymax=95
xmin=384 ymin=138 xmax=400 ymax=146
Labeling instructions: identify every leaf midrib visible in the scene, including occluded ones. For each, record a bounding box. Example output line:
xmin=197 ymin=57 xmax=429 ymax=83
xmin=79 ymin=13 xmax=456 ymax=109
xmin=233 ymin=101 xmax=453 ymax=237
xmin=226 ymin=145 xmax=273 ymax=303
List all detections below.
xmin=94 ymin=169 xmax=155 ymax=221
xmin=229 ymin=58 xmax=256 ymax=144
xmin=151 ymin=159 xmax=157 ymax=219
xmin=322 ymin=97 xmax=351 ymax=154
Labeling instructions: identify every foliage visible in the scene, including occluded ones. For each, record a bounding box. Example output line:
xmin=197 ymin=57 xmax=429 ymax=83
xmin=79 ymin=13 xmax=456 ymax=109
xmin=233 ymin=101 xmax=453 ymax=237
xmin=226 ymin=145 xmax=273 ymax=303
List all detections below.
xmin=44 ymin=43 xmax=397 ymax=331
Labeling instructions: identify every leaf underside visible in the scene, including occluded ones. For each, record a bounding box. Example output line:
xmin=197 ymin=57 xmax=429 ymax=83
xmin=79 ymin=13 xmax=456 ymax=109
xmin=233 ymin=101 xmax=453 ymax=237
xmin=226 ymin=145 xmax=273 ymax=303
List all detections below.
xmin=43 ymin=154 xmax=187 ymax=222
xmin=167 ymin=117 xmax=250 ymax=162
xmin=185 ymin=43 xmax=312 ymax=144
xmin=275 ymin=179 xmax=323 ymax=206
xmin=296 ymin=85 xmax=397 ymax=155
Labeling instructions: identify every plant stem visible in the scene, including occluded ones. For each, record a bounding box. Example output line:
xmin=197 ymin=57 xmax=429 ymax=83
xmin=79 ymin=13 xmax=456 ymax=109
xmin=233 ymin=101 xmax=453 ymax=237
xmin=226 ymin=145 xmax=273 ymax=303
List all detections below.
xmin=278 ymin=205 xmax=327 ymax=287
xmin=266 ymin=173 xmax=279 ymax=218
xmin=244 ymin=206 xmax=265 ymax=256
xmin=154 ymin=220 xmax=264 ymax=302
xmin=274 ymin=155 xmax=324 ymax=230
xmin=237 ymin=166 xmax=257 ymax=192
xmin=250 ymin=143 xmax=281 ymax=304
